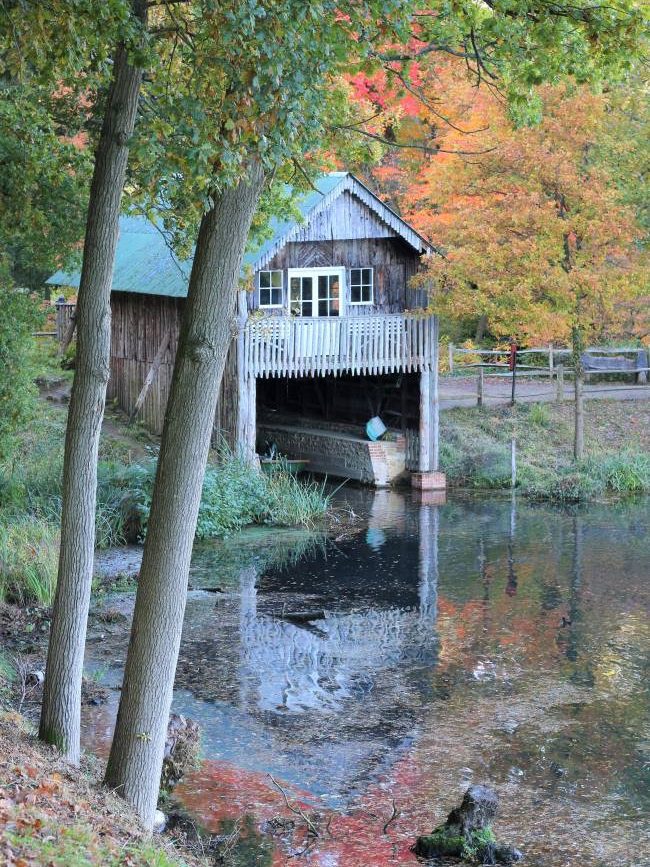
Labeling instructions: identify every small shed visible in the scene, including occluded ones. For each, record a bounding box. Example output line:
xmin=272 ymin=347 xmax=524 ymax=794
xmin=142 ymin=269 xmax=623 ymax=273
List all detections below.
xmin=48 ymin=172 xmax=442 ymax=487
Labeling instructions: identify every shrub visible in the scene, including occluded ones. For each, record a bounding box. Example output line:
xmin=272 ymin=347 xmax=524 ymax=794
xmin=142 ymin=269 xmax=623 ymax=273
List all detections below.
xmin=595 ymin=452 xmax=650 ymax=494
xmin=0 ymin=289 xmax=43 ymax=462
xmin=0 ymin=518 xmax=59 ymax=605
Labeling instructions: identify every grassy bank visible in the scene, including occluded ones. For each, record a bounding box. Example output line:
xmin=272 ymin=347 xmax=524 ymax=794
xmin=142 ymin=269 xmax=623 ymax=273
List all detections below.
xmin=440 ymin=400 xmax=650 ymax=502
xmin=0 ymin=348 xmax=329 ymax=605
xmin=0 ymin=710 xmax=202 ymax=867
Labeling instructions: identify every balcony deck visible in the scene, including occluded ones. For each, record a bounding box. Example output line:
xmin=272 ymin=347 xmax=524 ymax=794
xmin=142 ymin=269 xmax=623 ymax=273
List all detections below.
xmin=243 ymin=312 xmax=437 ymax=379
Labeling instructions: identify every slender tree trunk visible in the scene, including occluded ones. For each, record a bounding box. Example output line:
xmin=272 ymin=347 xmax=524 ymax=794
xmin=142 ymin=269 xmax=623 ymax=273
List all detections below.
xmin=104 ymin=163 xmax=266 ymax=829
xmin=39 ymin=3 xmax=146 ymax=763
xmin=572 ymin=325 xmax=585 ymax=462
xmin=574 ymin=368 xmax=584 ymax=461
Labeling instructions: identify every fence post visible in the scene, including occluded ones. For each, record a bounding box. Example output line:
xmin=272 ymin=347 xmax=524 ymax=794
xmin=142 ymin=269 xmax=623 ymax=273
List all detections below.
xmin=448 ymin=342 xmax=454 ymax=374
xmin=511 ymin=436 xmax=517 ymax=488
xmin=477 ymin=367 xmax=484 ymax=407
xmin=556 ymin=363 xmax=564 ymax=402
xmin=548 ymin=342 xmax=554 ymax=376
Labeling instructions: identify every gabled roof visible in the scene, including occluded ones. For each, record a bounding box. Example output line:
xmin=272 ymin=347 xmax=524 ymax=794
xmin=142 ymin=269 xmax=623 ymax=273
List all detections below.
xmin=47 ymin=172 xmax=433 ymax=298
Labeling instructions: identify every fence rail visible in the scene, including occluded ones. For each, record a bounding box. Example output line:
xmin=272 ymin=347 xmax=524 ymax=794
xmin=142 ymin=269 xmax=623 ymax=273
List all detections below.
xmin=244 ymin=313 xmax=438 ymax=379
xmin=448 ymin=343 xmax=649 ymax=378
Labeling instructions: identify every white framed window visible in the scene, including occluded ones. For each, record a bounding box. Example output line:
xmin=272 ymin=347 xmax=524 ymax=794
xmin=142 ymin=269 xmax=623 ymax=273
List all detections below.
xmin=258 ymin=270 xmax=283 ymax=308
xmin=288 ymin=267 xmax=345 ymax=317
xmin=349 ymin=267 xmax=373 ymax=305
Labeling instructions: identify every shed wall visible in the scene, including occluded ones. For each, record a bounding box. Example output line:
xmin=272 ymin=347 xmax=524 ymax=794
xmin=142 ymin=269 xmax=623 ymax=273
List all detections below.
xmin=248 ymin=237 xmax=426 ymax=315
xmin=108 ymin=291 xmax=236 ymax=444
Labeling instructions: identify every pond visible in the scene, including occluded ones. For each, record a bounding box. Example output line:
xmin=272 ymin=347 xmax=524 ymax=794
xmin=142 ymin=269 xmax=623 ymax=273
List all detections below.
xmin=85 ymin=491 xmax=650 ymax=866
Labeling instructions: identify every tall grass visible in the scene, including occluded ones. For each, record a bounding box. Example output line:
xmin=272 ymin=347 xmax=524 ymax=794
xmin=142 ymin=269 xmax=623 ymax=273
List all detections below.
xmin=0 ymin=519 xmax=59 ymax=605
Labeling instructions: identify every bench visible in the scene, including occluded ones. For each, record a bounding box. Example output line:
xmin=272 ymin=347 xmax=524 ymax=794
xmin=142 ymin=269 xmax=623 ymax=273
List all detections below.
xmin=581 ymin=350 xmax=648 ymax=384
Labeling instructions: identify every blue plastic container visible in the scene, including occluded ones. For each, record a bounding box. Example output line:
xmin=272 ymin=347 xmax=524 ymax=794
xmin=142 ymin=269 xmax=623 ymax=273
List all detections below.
xmin=366 ymin=416 xmax=387 ymax=441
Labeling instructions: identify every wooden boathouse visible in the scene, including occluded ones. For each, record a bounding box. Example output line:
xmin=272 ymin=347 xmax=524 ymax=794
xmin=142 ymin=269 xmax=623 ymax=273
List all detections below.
xmin=48 ymin=172 xmax=442 ymax=487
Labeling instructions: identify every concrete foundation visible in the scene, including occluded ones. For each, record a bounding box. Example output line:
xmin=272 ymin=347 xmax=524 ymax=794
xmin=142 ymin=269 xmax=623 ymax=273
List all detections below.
xmin=411 ymin=471 xmax=447 ymax=491
xmin=258 ymin=423 xmax=407 ymax=487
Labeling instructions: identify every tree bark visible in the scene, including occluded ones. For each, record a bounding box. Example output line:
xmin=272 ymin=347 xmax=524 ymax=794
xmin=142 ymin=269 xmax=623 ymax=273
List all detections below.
xmin=104 ymin=163 xmax=266 ymax=829
xmin=39 ymin=3 xmax=147 ymax=763
xmin=574 ymin=368 xmax=584 ymax=461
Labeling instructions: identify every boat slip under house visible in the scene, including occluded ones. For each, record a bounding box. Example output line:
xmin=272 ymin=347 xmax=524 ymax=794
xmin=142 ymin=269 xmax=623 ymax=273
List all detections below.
xmin=48 ymin=172 xmax=442 ymax=488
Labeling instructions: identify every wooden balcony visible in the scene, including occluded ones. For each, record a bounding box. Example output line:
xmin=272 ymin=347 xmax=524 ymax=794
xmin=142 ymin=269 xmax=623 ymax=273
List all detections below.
xmin=243 ymin=312 xmax=438 ymax=379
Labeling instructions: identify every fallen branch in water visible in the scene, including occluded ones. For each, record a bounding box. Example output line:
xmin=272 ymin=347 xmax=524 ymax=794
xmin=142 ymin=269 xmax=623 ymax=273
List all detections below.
xmin=383 ymin=799 xmax=399 ymax=834
xmin=268 ymin=773 xmax=320 ymax=838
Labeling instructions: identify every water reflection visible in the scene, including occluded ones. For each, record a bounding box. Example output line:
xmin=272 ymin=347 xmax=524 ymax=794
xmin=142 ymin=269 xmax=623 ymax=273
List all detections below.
xmin=84 ymin=492 xmax=650 ymax=866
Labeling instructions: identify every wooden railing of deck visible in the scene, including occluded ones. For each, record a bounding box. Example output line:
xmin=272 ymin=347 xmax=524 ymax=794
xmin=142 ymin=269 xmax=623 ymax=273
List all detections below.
xmin=244 ymin=312 xmax=437 ymax=379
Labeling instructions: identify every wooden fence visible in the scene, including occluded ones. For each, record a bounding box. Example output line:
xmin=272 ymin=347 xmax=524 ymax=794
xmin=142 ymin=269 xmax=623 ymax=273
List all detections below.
xmin=244 ymin=312 xmax=438 ymax=379
xmin=448 ymin=343 xmax=649 ymax=379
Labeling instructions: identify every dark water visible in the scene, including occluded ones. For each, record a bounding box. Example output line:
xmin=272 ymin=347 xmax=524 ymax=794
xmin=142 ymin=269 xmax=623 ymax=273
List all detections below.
xmin=84 ymin=492 xmax=650 ymax=866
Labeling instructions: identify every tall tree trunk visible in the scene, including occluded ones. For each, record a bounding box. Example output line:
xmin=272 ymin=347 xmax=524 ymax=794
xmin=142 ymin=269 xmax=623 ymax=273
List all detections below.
xmin=572 ymin=325 xmax=585 ymax=462
xmin=39 ymin=3 xmax=146 ymax=763
xmin=104 ymin=163 xmax=266 ymax=829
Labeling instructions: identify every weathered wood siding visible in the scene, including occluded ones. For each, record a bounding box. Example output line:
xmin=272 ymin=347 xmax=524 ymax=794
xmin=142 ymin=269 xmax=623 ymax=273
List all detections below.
xmin=292 ymin=190 xmax=397 ymax=242
xmin=248 ymin=237 xmax=425 ymax=315
xmin=108 ymin=291 xmax=237 ymax=445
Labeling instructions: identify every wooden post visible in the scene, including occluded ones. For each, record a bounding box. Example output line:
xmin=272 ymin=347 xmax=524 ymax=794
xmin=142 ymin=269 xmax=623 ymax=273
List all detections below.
xmin=556 ymin=363 xmax=564 ymax=402
xmin=511 ymin=436 xmax=517 ymax=488
xmin=448 ymin=342 xmax=454 ymax=373
xmin=419 ymin=368 xmax=432 ymax=473
xmin=236 ymin=291 xmax=257 ymax=463
xmin=432 ymin=318 xmax=439 ymax=472
xmin=477 ymin=367 xmax=484 ymax=407
xmin=548 ymin=342 xmax=554 ymax=374
xmin=128 ymin=328 xmax=171 ymax=424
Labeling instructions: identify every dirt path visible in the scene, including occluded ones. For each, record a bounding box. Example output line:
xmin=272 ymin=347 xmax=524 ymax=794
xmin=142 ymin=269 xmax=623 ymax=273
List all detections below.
xmin=440 ymin=374 xmax=650 ymax=409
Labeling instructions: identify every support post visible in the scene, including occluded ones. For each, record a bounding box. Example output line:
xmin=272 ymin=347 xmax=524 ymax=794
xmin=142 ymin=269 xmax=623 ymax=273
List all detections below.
xmin=511 ymin=436 xmax=517 ymax=488
xmin=412 ymin=317 xmax=445 ymax=491
xmin=548 ymin=342 xmax=554 ymax=375
xmin=236 ymin=291 xmax=257 ymax=463
xmin=448 ymin=342 xmax=454 ymax=373
xmin=419 ymin=368 xmax=432 ymax=473
xmin=432 ymin=317 xmax=439 ymax=472
xmin=477 ymin=367 xmax=484 ymax=407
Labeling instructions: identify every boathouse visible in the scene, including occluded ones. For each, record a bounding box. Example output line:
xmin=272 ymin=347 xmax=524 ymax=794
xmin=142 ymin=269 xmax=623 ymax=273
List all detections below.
xmin=48 ymin=172 xmax=442 ymax=487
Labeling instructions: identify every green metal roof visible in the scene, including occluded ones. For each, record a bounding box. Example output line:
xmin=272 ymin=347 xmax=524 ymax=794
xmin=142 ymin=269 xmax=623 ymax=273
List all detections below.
xmin=47 ymin=172 xmax=432 ymax=297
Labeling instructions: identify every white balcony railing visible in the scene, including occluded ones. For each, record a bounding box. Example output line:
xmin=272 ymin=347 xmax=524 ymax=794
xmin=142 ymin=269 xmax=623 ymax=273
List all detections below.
xmin=244 ymin=312 xmax=437 ymax=379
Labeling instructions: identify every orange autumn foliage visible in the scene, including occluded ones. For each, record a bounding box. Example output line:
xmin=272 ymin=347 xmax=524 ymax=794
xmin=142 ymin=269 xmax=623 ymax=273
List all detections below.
xmin=354 ymin=61 xmax=648 ymax=346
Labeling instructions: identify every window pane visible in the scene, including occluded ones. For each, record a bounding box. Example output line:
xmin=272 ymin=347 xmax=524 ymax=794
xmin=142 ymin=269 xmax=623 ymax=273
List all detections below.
xmin=259 ymin=272 xmax=270 ymax=288
xmin=362 ymin=268 xmax=372 ymax=285
xmin=318 ymin=300 xmax=328 ymax=317
xmin=260 ymin=288 xmax=270 ymax=306
xmin=331 ymin=277 xmax=339 ymax=298
xmin=302 ymin=301 xmax=312 ymax=317
xmin=318 ymin=275 xmax=328 ymax=299
xmin=271 ymin=287 xmax=282 ymax=305
xmin=351 ymin=285 xmax=361 ymax=303
xmin=363 ymin=285 xmax=372 ymax=303
xmin=271 ymin=270 xmax=282 ymax=288
xmin=350 ymin=268 xmax=361 ymax=286
xmin=290 ymin=277 xmax=300 ymax=301
xmin=329 ymin=300 xmax=339 ymax=317
xmin=302 ymin=277 xmax=312 ymax=298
